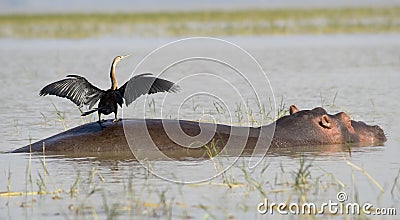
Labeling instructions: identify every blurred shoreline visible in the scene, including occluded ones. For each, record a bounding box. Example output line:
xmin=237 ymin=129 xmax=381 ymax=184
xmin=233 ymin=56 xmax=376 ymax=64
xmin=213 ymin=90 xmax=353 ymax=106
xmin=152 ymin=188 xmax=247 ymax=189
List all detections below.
xmin=2 ymin=0 xmax=400 ymax=14
xmin=0 ymin=7 xmax=399 ymax=39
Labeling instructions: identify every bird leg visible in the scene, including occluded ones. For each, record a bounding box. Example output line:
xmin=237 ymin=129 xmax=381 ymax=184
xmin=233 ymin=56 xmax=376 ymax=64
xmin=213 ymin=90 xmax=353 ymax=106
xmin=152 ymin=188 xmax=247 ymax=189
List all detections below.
xmin=97 ymin=112 xmax=105 ymax=128
xmin=113 ymin=113 xmax=119 ymax=123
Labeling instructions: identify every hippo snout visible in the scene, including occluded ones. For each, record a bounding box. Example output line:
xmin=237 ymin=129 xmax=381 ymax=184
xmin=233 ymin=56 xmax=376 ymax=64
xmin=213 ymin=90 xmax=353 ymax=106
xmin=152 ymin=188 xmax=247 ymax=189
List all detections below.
xmin=351 ymin=120 xmax=387 ymax=144
xmin=373 ymin=125 xmax=387 ymax=142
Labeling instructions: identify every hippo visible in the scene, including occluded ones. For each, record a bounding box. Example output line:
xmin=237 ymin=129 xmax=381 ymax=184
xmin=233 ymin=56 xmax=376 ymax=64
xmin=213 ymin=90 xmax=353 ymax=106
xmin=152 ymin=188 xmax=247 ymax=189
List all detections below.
xmin=11 ymin=105 xmax=386 ymax=158
xmin=277 ymin=105 xmax=386 ymax=146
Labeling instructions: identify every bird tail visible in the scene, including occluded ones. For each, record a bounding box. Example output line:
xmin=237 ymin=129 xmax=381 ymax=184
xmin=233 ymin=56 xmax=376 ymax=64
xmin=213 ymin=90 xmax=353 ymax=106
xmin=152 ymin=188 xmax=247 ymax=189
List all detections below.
xmin=81 ymin=108 xmax=98 ymax=116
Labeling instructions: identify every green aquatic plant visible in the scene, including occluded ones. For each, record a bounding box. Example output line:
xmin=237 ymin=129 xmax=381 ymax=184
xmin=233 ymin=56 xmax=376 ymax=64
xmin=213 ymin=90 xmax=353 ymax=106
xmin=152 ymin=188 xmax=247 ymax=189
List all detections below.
xmin=102 ymin=192 xmax=121 ymax=220
xmin=346 ymin=159 xmax=384 ymax=193
xmin=70 ymin=171 xmax=80 ymax=199
xmin=293 ymin=156 xmax=313 ymax=188
xmin=51 ymin=102 xmax=68 ymax=130
xmin=276 ymin=96 xmax=288 ymax=119
xmin=391 ymin=168 xmax=400 ymax=196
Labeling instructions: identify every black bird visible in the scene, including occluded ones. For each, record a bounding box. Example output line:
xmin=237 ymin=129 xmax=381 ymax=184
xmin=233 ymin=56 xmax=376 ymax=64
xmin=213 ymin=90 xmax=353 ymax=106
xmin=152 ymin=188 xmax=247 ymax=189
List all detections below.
xmin=39 ymin=55 xmax=179 ymax=124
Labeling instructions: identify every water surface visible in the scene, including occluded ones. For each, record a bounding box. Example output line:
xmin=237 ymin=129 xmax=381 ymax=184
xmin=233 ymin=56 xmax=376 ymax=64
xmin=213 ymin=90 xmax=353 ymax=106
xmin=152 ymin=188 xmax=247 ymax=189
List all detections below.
xmin=0 ymin=34 xmax=399 ymax=219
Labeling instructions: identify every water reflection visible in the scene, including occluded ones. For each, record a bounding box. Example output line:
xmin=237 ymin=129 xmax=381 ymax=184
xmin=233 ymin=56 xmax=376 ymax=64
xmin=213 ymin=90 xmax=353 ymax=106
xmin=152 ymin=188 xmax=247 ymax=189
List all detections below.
xmin=11 ymin=142 xmax=385 ymax=162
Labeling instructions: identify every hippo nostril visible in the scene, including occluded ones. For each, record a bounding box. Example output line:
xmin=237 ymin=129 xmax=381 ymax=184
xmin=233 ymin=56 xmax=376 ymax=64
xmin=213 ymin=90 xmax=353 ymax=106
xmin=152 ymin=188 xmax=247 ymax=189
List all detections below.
xmin=373 ymin=125 xmax=383 ymax=133
xmin=372 ymin=125 xmax=387 ymax=142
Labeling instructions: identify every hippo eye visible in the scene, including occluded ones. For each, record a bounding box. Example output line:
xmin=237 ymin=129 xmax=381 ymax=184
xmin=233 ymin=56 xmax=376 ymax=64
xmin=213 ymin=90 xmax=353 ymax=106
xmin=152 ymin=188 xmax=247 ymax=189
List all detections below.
xmin=312 ymin=107 xmax=328 ymax=115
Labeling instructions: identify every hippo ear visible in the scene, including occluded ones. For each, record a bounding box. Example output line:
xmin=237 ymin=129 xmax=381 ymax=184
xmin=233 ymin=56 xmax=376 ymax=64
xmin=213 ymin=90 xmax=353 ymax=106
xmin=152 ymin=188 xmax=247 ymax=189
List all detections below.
xmin=320 ymin=115 xmax=333 ymax=129
xmin=289 ymin=105 xmax=299 ymax=115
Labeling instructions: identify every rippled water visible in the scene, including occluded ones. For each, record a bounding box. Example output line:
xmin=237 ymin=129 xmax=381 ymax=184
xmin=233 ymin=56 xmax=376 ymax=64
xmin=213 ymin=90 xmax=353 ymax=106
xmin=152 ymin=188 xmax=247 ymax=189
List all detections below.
xmin=0 ymin=34 xmax=399 ymax=219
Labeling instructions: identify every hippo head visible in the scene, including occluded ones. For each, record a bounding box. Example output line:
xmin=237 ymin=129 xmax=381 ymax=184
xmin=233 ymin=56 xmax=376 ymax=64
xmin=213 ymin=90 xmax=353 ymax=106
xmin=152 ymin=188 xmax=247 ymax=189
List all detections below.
xmin=274 ymin=105 xmax=386 ymax=146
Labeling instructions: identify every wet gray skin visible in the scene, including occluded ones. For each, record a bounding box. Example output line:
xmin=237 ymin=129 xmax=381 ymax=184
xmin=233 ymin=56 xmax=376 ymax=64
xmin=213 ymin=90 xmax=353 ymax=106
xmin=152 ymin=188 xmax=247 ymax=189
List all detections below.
xmin=274 ymin=105 xmax=386 ymax=147
xmin=11 ymin=105 xmax=386 ymax=157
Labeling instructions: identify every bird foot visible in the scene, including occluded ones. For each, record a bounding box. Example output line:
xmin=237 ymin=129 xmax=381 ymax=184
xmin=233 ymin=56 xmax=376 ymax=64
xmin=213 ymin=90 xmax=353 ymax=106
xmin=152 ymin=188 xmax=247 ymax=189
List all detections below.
xmin=97 ymin=120 xmax=106 ymax=129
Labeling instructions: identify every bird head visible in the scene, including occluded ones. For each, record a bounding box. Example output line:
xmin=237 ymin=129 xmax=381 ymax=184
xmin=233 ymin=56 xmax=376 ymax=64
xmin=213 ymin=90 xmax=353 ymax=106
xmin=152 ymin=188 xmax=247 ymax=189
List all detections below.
xmin=113 ymin=55 xmax=130 ymax=65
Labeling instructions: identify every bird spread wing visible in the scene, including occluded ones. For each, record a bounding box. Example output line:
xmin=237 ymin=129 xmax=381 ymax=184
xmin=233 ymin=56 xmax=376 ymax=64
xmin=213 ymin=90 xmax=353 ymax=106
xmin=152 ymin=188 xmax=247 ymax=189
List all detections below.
xmin=39 ymin=75 xmax=105 ymax=108
xmin=118 ymin=73 xmax=180 ymax=106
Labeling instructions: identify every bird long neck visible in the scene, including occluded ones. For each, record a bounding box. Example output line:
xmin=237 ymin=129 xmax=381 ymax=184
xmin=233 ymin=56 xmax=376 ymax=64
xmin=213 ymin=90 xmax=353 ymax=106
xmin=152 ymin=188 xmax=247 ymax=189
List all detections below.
xmin=110 ymin=60 xmax=118 ymax=90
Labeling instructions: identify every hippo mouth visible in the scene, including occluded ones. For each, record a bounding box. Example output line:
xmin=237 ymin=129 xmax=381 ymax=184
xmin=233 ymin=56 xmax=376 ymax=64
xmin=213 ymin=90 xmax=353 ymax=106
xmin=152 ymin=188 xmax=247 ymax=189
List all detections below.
xmin=351 ymin=120 xmax=387 ymax=144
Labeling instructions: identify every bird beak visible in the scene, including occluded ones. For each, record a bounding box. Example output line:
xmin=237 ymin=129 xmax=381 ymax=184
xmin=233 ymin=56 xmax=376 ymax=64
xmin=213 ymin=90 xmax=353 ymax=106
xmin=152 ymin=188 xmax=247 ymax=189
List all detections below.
xmin=121 ymin=55 xmax=130 ymax=59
